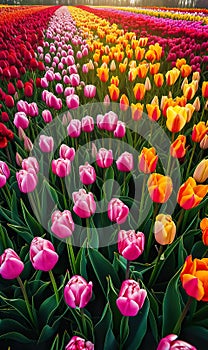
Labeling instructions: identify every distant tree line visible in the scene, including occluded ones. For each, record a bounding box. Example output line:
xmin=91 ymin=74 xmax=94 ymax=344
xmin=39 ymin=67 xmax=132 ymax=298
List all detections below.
xmin=1 ymin=0 xmax=207 ymax=9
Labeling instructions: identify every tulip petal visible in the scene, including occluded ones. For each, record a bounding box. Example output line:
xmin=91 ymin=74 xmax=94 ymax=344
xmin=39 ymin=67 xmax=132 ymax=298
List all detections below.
xmin=181 ymin=274 xmax=204 ymax=301
xmin=116 ymin=297 xmax=139 ymax=316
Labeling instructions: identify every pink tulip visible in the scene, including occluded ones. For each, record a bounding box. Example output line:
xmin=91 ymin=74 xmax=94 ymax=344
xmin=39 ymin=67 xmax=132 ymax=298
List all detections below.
xmin=114 ymin=121 xmax=126 ymax=138
xmin=27 ymin=102 xmax=38 ymax=117
xmin=40 ymin=77 xmax=49 ymax=88
xmin=30 ymin=237 xmax=59 ymax=272
xmin=116 ymin=152 xmax=134 ymax=172
xmin=16 ymin=168 xmax=37 ymax=193
xmin=84 ymin=85 xmax=96 ymax=98
xmin=51 ymin=210 xmax=74 ymax=239
xmin=157 ymin=334 xmax=196 ymax=350
xmin=39 ymin=135 xmax=54 ymax=153
xmin=59 ymin=144 xmax=75 ymax=161
xmin=45 ymin=70 xmax=54 ymax=82
xmin=103 ymin=95 xmax=111 ymax=107
xmin=0 ymin=161 xmax=10 ymax=188
xmin=118 ymin=230 xmax=145 ymax=260
xmin=82 ymin=64 xmax=88 ymax=74
xmin=82 ymin=47 xmax=89 ymax=56
xmin=70 ymin=74 xmax=80 ymax=87
xmin=42 ymin=110 xmax=53 ymax=123
xmin=52 ymin=158 xmax=71 ymax=178
xmin=55 ymin=83 xmax=63 ymax=94
xmin=76 ymin=51 xmax=83 ymax=59
xmin=0 ymin=248 xmax=24 ymax=279
xmin=63 ymin=75 xmax=71 ymax=84
xmin=64 ymin=87 xmax=75 ymax=97
xmin=66 ymin=94 xmax=79 ymax=109
xmin=64 ymin=275 xmax=93 ymax=308
xmin=68 ymin=65 xmax=78 ymax=75
xmin=17 ymin=100 xmax=29 ymax=114
xmin=66 ymin=55 xmax=75 ymax=66
xmin=22 ymin=157 xmax=39 ymax=173
xmin=14 ymin=112 xmax=29 ymax=129
xmin=67 ymin=119 xmax=81 ymax=138
xmin=108 ymin=198 xmax=129 ymax=224
xmin=97 ymin=111 xmax=118 ymax=132
xmin=116 ymin=279 xmax=147 ymax=316
xmin=96 ymin=148 xmax=113 ymax=168
xmin=72 ymin=189 xmax=96 ymax=218
xmin=82 ymin=116 xmax=94 ymax=133
xmin=54 ymin=72 xmax=62 ymax=81
xmin=79 ymin=162 xmax=96 ymax=185
xmin=65 ymin=336 xmax=94 ymax=350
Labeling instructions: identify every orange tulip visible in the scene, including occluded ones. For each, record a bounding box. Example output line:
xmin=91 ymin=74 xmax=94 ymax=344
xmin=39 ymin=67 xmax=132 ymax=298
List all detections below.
xmin=177 ymin=177 xmax=208 ymax=209
xmin=108 ymin=84 xmax=119 ymax=101
xmin=110 ymin=76 xmax=119 ymax=87
xmin=176 ymin=58 xmax=186 ymax=69
xmin=180 ymin=255 xmax=208 ymax=301
xmin=185 ymin=104 xmax=195 ymax=122
xmin=202 ymin=81 xmax=208 ymax=99
xmin=133 ymin=83 xmax=146 ymax=101
xmin=102 ymin=55 xmax=110 ymax=64
xmin=180 ymin=64 xmax=192 ymax=78
xmin=135 ymin=47 xmax=145 ymax=61
xmin=192 ymin=71 xmax=200 ymax=82
xmin=150 ymin=43 xmax=162 ymax=60
xmin=145 ymin=49 xmax=156 ymax=63
xmin=138 ymin=147 xmax=158 ymax=174
xmin=114 ymin=51 xmax=124 ymax=62
xmin=170 ymin=135 xmax=186 ymax=158
xmin=175 ymin=96 xmax=187 ymax=107
xmin=120 ymin=94 xmax=129 ymax=111
xmin=126 ymin=49 xmax=133 ymax=59
xmin=146 ymin=104 xmax=161 ymax=121
xmin=128 ymin=68 xmax=138 ymax=82
xmin=154 ymin=73 xmax=164 ymax=88
xmin=119 ymin=63 xmax=127 ymax=73
xmin=161 ymin=97 xmax=176 ymax=117
xmin=97 ymin=66 xmax=109 ymax=82
xmin=150 ymin=63 xmax=160 ymax=75
xmin=154 ymin=214 xmax=176 ymax=245
xmin=166 ymin=68 xmax=180 ymax=86
xmin=138 ymin=37 xmax=148 ymax=47
xmin=200 ymin=218 xmax=208 ymax=246
xmin=131 ymin=39 xmax=139 ymax=49
xmin=193 ymin=159 xmax=208 ymax=183
xmin=131 ymin=103 xmax=144 ymax=121
xmin=137 ymin=64 xmax=149 ymax=79
xmin=192 ymin=121 xmax=208 ymax=143
xmin=166 ymin=106 xmax=187 ymax=133
xmin=148 ymin=173 xmax=173 ymax=203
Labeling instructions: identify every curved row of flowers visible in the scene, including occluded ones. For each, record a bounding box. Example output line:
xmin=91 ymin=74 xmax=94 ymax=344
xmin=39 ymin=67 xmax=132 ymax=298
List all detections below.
xmin=0 ymin=4 xmax=208 ymax=350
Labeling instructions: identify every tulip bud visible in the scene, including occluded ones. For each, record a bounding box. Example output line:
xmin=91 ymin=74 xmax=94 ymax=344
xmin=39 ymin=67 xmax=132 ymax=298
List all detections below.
xmin=157 ymin=334 xmax=196 ymax=350
xmin=118 ymin=230 xmax=145 ymax=260
xmin=144 ymin=77 xmax=151 ymax=91
xmin=16 ymin=152 xmax=23 ymax=167
xmin=24 ymin=136 xmax=33 ymax=152
xmin=0 ymin=249 xmax=24 ymax=279
xmin=39 ymin=135 xmax=54 ymax=153
xmin=193 ymin=159 xmax=208 ymax=183
xmin=200 ymin=134 xmax=208 ymax=150
xmin=154 ymin=214 xmax=176 ymax=245
xmin=116 ymin=152 xmax=134 ymax=172
xmin=200 ymin=218 xmax=208 ymax=246
xmin=51 ymin=210 xmax=75 ymax=239
xmin=30 ymin=237 xmax=58 ymax=271
xmin=72 ymin=189 xmax=96 ymax=218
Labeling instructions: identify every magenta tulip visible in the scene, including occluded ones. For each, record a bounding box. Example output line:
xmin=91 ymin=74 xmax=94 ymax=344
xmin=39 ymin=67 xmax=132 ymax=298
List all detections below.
xmin=72 ymin=189 xmax=96 ymax=218
xmin=17 ymin=100 xmax=29 ymax=114
xmin=64 ymin=87 xmax=75 ymax=97
xmin=22 ymin=157 xmax=39 ymax=173
xmin=14 ymin=112 xmax=29 ymax=129
xmin=81 ymin=116 xmax=94 ymax=133
xmin=64 ymin=275 xmax=93 ymax=308
xmin=27 ymin=102 xmax=38 ymax=117
xmin=0 ymin=248 xmax=24 ymax=280
xmin=0 ymin=161 xmax=10 ymax=188
xmin=157 ymin=334 xmax=196 ymax=350
xmin=51 ymin=210 xmax=74 ymax=239
xmin=24 ymin=136 xmax=33 ymax=152
xmin=52 ymin=158 xmax=71 ymax=177
xmin=39 ymin=135 xmax=54 ymax=153
xmin=116 ymin=152 xmax=134 ymax=172
xmin=65 ymin=336 xmax=94 ymax=350
xmin=55 ymin=83 xmax=63 ymax=94
xmin=116 ymin=279 xmax=147 ymax=316
xmin=59 ymin=144 xmax=75 ymax=161
xmin=67 ymin=119 xmax=81 ymax=138
xmin=16 ymin=169 xmax=38 ymax=193
xmin=118 ymin=230 xmax=145 ymax=260
xmin=30 ymin=237 xmax=59 ymax=272
xmin=79 ymin=162 xmax=96 ymax=185
xmin=96 ymin=148 xmax=113 ymax=168
xmin=108 ymin=198 xmax=129 ymax=224
xmin=66 ymin=94 xmax=79 ymax=109
xmin=70 ymin=74 xmax=80 ymax=87
xmin=42 ymin=110 xmax=53 ymax=123
xmin=114 ymin=121 xmax=126 ymax=138
xmin=84 ymin=85 xmax=96 ymax=98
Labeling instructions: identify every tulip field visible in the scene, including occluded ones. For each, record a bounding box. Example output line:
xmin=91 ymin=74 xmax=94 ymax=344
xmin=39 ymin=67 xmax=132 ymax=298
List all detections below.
xmin=0 ymin=4 xmax=208 ymax=350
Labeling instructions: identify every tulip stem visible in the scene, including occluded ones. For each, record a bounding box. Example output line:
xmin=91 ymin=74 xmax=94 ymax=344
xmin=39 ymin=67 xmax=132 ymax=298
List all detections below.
xmin=173 ymin=296 xmax=193 ymax=334
xmin=86 ymin=218 xmax=91 ymax=245
xmin=61 ymin=178 xmax=68 ymax=209
xmin=80 ymin=308 xmax=88 ymax=336
xmin=186 ymin=143 xmax=196 ymax=179
xmin=49 ymin=270 xmax=59 ymax=305
xmin=139 ymin=175 xmax=147 ymax=220
xmin=125 ymin=260 xmax=130 ymax=280
xmin=5 ymin=146 xmax=11 ymax=164
xmin=17 ymin=276 xmax=36 ymax=328
xmin=145 ymin=203 xmax=159 ymax=260
xmin=176 ymin=208 xmax=185 ymax=231
xmin=148 ymin=245 xmax=163 ymax=288
xmin=67 ymin=238 xmax=76 ymax=275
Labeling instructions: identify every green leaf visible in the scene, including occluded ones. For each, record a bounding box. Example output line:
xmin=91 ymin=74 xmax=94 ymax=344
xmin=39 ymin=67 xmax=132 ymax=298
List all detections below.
xmin=162 ymin=269 xmax=182 ymax=336
xmin=120 ymin=316 xmax=129 ymax=347
xmin=38 ymin=324 xmax=57 ymax=344
xmin=88 ymin=248 xmax=120 ymax=295
xmin=125 ymin=297 xmax=150 ymax=350
xmin=95 ymin=303 xmax=118 ymax=350
xmin=182 ymin=325 xmax=208 ymax=349
xmin=75 ymin=247 xmax=88 ymax=280
xmin=0 ymin=332 xmax=36 ymax=344
xmin=20 ymin=198 xmax=44 ymax=235
xmin=39 ymin=293 xmax=59 ymax=325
